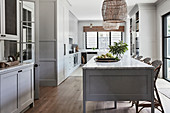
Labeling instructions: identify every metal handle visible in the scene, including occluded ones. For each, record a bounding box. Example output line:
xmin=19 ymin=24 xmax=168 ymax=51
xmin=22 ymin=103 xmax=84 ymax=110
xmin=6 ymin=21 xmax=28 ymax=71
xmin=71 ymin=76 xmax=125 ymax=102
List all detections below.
xmin=18 ymin=70 xmax=22 ymax=73
xmin=34 ymin=64 xmax=39 ymax=67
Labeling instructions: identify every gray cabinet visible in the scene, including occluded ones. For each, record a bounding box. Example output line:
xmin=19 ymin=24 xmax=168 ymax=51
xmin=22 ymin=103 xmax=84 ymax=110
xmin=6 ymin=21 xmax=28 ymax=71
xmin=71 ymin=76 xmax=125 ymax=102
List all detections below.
xmin=0 ymin=71 xmax=18 ymax=113
xmin=18 ymin=67 xmax=34 ymax=112
xmin=0 ymin=64 xmax=34 ymax=113
xmin=0 ymin=0 xmax=19 ymax=40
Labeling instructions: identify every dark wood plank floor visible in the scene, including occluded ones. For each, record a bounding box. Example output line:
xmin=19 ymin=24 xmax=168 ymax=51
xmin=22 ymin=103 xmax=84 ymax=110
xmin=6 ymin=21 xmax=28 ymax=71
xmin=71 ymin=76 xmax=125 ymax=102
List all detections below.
xmin=26 ymin=77 xmax=163 ymax=113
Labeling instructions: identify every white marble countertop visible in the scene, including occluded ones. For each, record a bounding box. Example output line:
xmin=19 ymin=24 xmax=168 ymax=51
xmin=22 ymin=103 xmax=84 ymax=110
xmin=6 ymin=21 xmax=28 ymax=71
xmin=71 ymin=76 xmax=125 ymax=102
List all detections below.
xmin=79 ymin=49 xmax=109 ymax=53
xmin=0 ymin=62 xmax=34 ymax=74
xmin=83 ymin=55 xmax=154 ymax=69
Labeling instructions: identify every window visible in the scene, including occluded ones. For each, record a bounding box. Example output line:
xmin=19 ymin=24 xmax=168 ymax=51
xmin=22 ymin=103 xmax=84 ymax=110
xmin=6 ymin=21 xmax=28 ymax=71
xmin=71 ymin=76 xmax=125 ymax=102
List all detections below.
xmin=86 ymin=32 xmax=98 ymax=49
xmin=163 ymin=12 xmax=170 ymax=81
xmin=98 ymin=32 xmax=110 ymax=49
xmin=111 ymin=31 xmax=122 ymax=45
xmin=85 ymin=31 xmax=122 ymax=49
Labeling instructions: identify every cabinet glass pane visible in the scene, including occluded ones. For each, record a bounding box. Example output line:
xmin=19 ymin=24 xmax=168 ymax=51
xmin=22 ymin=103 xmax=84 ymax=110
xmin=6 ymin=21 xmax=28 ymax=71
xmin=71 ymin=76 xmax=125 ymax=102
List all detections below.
xmin=167 ymin=16 xmax=170 ymax=36
xmin=22 ymin=1 xmax=35 ymax=22
xmin=22 ymin=44 xmax=34 ymax=61
xmin=4 ymin=41 xmax=20 ymax=61
xmin=98 ymin=32 xmax=110 ymax=49
xmin=22 ymin=23 xmax=35 ymax=42
xmin=5 ymin=0 xmax=17 ymax=35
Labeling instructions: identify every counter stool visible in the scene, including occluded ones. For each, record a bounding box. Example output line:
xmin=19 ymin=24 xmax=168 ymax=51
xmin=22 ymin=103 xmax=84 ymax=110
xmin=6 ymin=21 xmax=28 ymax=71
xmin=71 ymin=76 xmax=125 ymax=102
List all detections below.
xmin=135 ymin=60 xmax=164 ymax=113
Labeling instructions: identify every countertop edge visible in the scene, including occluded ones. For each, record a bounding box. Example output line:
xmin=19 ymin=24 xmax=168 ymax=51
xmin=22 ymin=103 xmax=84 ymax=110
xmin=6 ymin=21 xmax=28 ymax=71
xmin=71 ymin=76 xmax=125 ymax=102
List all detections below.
xmin=0 ymin=63 xmax=34 ymax=75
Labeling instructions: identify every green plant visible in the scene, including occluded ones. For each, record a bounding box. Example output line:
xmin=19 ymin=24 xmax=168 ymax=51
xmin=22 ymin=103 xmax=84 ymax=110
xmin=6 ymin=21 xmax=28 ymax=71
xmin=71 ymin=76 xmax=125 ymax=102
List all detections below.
xmin=92 ymin=47 xmax=96 ymax=50
xmin=109 ymin=41 xmax=128 ymax=58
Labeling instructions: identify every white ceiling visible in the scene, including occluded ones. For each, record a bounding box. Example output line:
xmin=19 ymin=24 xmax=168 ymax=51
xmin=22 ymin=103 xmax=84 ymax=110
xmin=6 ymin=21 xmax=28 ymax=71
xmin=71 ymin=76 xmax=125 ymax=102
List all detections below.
xmin=68 ymin=0 xmax=158 ymax=20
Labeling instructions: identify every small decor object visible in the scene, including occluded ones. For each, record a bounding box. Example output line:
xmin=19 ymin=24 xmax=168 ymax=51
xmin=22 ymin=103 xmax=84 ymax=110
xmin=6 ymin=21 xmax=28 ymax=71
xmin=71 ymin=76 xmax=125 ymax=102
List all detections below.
xmin=92 ymin=47 xmax=96 ymax=50
xmin=109 ymin=41 xmax=128 ymax=59
xmin=8 ymin=56 xmax=16 ymax=62
xmin=6 ymin=61 xmax=20 ymax=67
xmin=0 ymin=62 xmax=8 ymax=68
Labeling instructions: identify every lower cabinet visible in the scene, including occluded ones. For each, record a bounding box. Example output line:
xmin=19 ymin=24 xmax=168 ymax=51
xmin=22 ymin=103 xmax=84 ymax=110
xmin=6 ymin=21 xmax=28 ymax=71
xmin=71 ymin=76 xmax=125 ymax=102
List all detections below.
xmin=18 ymin=68 xmax=34 ymax=112
xmin=1 ymin=71 xmax=18 ymax=113
xmin=0 ymin=64 xmax=34 ymax=113
xmin=64 ymin=53 xmax=81 ymax=78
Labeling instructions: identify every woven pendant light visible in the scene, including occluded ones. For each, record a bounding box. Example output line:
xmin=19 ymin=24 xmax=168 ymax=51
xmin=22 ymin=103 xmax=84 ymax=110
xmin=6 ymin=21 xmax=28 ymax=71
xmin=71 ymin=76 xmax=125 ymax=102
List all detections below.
xmin=103 ymin=21 xmax=120 ymax=30
xmin=102 ymin=0 xmax=127 ymax=23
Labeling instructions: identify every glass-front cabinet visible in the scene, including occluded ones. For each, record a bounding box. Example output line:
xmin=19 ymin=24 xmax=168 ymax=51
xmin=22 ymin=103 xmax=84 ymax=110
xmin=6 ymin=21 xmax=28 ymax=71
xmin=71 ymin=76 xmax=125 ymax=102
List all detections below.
xmin=0 ymin=0 xmax=35 ymax=63
xmin=0 ymin=0 xmax=19 ymax=40
xmin=20 ymin=1 xmax=35 ymax=62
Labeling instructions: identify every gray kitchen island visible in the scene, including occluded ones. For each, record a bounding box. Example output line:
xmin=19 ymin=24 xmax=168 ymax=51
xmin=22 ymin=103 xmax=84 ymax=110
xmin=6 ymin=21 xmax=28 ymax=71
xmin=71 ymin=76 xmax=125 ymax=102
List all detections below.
xmin=82 ymin=56 xmax=155 ymax=113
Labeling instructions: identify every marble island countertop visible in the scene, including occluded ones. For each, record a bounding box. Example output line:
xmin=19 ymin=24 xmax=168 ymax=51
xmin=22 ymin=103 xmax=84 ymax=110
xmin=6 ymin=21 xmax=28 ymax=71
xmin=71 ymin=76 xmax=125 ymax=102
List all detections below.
xmin=83 ymin=55 xmax=154 ymax=69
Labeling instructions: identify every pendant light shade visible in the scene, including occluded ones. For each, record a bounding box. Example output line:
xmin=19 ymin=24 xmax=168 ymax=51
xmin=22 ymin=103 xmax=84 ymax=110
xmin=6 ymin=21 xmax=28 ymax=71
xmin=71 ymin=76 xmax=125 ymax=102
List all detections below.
xmin=102 ymin=0 xmax=127 ymax=23
xmin=103 ymin=21 xmax=120 ymax=30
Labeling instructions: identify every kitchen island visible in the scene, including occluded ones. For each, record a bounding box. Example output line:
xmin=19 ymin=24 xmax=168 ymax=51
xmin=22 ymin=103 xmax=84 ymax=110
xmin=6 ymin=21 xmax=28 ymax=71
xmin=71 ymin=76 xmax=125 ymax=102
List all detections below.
xmin=82 ymin=55 xmax=155 ymax=113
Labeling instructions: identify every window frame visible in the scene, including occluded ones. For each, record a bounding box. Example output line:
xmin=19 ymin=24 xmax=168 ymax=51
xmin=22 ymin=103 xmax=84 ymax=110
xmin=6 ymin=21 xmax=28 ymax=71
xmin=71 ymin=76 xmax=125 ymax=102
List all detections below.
xmin=85 ymin=32 xmax=123 ymax=49
xmin=162 ymin=11 xmax=170 ymax=82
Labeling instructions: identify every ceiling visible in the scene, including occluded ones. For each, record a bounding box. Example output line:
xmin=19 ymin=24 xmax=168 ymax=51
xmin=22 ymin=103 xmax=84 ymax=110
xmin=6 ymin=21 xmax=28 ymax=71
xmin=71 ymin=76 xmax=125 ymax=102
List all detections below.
xmin=68 ymin=0 xmax=158 ymax=20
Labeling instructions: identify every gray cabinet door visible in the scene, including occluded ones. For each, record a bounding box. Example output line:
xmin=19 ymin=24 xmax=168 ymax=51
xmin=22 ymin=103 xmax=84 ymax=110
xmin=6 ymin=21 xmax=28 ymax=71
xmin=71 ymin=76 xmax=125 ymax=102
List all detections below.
xmin=18 ymin=67 xmax=34 ymax=112
xmin=0 ymin=71 xmax=18 ymax=113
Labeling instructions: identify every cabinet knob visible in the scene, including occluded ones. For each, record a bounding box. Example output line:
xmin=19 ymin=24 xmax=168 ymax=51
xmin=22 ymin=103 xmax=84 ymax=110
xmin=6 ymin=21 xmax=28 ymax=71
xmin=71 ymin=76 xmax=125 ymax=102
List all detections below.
xmin=18 ymin=70 xmax=22 ymax=73
xmin=34 ymin=64 xmax=39 ymax=67
xmin=1 ymin=35 xmax=6 ymax=37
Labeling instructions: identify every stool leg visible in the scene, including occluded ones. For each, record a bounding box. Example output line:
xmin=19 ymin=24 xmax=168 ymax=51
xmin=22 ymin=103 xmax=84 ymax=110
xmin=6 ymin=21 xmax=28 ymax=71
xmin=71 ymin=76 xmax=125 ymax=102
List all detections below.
xmin=135 ymin=101 xmax=139 ymax=113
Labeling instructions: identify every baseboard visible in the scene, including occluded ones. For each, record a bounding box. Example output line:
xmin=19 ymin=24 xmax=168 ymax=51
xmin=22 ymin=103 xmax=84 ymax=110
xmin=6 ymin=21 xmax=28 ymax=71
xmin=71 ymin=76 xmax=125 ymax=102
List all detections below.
xmin=40 ymin=79 xmax=57 ymax=86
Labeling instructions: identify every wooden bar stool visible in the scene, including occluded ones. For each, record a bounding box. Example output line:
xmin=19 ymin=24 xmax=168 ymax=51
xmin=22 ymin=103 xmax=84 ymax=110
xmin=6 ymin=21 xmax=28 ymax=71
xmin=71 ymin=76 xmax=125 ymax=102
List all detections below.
xmin=142 ymin=57 xmax=151 ymax=64
xmin=136 ymin=56 xmax=143 ymax=60
xmin=135 ymin=60 xmax=164 ymax=113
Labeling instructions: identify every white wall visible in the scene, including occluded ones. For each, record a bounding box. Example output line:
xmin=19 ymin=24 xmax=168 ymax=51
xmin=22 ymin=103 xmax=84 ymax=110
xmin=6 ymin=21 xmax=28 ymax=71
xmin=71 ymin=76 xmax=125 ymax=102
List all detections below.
xmin=156 ymin=0 xmax=169 ymax=60
xmin=78 ymin=20 xmax=125 ymax=49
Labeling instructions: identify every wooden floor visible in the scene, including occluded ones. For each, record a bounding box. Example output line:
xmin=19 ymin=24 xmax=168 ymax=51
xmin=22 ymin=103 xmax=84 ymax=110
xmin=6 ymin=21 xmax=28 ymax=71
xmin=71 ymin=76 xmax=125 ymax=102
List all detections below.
xmin=25 ymin=76 xmax=170 ymax=113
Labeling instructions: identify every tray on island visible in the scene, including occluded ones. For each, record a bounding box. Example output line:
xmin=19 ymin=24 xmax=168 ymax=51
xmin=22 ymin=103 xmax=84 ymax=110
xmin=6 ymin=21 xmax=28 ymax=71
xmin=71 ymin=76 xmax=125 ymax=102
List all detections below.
xmin=94 ymin=58 xmax=119 ymax=62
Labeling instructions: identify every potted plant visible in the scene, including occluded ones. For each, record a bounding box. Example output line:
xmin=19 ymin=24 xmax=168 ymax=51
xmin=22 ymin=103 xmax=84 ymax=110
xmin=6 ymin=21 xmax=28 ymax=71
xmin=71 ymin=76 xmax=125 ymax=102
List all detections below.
xmin=109 ymin=41 xmax=128 ymax=60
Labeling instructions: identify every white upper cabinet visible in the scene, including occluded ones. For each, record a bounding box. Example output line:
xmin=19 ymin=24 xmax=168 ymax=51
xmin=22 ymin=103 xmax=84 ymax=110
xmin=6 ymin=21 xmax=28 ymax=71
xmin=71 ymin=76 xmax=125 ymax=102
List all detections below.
xmin=0 ymin=0 xmax=19 ymax=40
xmin=69 ymin=11 xmax=78 ymax=44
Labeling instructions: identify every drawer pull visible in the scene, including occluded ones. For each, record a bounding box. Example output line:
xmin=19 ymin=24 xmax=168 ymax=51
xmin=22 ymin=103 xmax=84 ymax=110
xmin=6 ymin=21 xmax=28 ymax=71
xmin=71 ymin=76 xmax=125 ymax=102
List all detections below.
xmin=18 ymin=70 xmax=22 ymax=73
